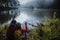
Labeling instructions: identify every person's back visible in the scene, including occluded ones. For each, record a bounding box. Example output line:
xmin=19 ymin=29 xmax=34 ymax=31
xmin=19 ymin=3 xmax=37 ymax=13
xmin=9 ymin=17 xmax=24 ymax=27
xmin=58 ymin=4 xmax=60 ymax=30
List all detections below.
xmin=14 ymin=23 xmax=22 ymax=40
xmin=6 ymin=20 xmax=16 ymax=40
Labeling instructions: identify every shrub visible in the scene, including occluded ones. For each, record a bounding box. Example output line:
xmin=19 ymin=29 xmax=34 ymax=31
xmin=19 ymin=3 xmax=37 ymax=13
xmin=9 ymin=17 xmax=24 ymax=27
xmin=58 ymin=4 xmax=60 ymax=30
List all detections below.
xmin=29 ymin=12 xmax=60 ymax=40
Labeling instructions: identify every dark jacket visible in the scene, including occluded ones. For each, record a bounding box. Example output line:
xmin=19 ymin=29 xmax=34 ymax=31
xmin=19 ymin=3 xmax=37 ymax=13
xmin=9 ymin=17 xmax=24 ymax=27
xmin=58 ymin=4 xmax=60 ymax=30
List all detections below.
xmin=6 ymin=24 xmax=16 ymax=40
xmin=6 ymin=20 xmax=16 ymax=40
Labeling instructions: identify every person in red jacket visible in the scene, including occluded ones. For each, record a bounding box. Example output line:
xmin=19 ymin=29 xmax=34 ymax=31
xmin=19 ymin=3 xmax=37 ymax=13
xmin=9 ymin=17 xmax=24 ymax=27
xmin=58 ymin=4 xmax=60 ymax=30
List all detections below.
xmin=21 ymin=22 xmax=28 ymax=40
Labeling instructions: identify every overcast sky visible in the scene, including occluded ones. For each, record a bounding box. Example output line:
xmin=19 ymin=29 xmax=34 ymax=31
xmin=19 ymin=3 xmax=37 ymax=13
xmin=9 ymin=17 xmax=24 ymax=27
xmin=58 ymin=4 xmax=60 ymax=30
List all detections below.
xmin=18 ymin=0 xmax=60 ymax=9
xmin=18 ymin=0 xmax=54 ymax=5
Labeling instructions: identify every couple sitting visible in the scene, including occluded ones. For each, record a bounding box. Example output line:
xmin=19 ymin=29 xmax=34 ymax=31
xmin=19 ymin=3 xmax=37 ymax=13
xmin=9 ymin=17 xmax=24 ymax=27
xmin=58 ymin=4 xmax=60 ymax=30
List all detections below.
xmin=6 ymin=19 xmax=28 ymax=40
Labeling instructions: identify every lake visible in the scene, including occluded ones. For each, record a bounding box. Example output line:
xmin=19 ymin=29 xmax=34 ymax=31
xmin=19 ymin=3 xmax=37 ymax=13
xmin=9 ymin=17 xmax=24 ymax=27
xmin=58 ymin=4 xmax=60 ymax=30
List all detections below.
xmin=15 ymin=8 xmax=54 ymax=28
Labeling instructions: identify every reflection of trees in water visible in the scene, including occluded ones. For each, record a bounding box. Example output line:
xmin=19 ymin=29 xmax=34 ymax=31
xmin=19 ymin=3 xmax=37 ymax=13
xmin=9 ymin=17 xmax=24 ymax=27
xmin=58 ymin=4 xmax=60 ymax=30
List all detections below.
xmin=0 ymin=0 xmax=20 ymax=24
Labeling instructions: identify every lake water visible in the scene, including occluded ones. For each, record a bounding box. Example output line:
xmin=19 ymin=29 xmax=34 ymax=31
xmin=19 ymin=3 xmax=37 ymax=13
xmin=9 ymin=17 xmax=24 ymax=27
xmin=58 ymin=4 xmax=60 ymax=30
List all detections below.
xmin=15 ymin=8 xmax=53 ymax=28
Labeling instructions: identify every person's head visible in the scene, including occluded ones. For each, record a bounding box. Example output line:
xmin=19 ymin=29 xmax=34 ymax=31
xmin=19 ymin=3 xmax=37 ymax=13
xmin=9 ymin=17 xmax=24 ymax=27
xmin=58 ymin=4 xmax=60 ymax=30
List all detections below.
xmin=11 ymin=19 xmax=17 ymax=25
xmin=16 ymin=23 xmax=21 ymax=29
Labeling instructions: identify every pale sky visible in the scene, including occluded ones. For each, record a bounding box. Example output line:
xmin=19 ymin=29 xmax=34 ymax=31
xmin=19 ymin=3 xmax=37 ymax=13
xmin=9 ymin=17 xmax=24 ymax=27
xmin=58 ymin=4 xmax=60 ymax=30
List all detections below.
xmin=18 ymin=0 xmax=30 ymax=5
xmin=18 ymin=0 xmax=54 ymax=5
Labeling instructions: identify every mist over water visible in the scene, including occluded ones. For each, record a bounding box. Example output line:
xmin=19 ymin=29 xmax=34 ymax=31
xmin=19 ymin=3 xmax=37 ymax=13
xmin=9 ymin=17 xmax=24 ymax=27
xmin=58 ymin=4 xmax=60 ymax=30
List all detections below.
xmin=16 ymin=0 xmax=55 ymax=24
xmin=16 ymin=8 xmax=53 ymax=24
xmin=15 ymin=0 xmax=60 ymax=28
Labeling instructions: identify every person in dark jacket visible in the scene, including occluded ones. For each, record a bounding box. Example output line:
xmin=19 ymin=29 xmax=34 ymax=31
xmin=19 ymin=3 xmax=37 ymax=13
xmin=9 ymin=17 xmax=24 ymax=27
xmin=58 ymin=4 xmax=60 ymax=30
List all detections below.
xmin=6 ymin=19 xmax=17 ymax=40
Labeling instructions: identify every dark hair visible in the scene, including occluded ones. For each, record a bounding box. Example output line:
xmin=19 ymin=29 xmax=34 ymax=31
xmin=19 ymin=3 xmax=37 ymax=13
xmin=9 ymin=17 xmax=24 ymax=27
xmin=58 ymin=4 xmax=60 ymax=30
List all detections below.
xmin=11 ymin=20 xmax=17 ymax=24
xmin=16 ymin=23 xmax=21 ymax=29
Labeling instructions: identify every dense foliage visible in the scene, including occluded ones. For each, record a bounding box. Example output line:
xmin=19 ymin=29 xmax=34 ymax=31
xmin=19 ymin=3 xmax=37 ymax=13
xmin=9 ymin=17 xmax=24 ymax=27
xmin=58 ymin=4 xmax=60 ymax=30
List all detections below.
xmin=29 ymin=12 xmax=60 ymax=40
xmin=0 ymin=12 xmax=60 ymax=40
